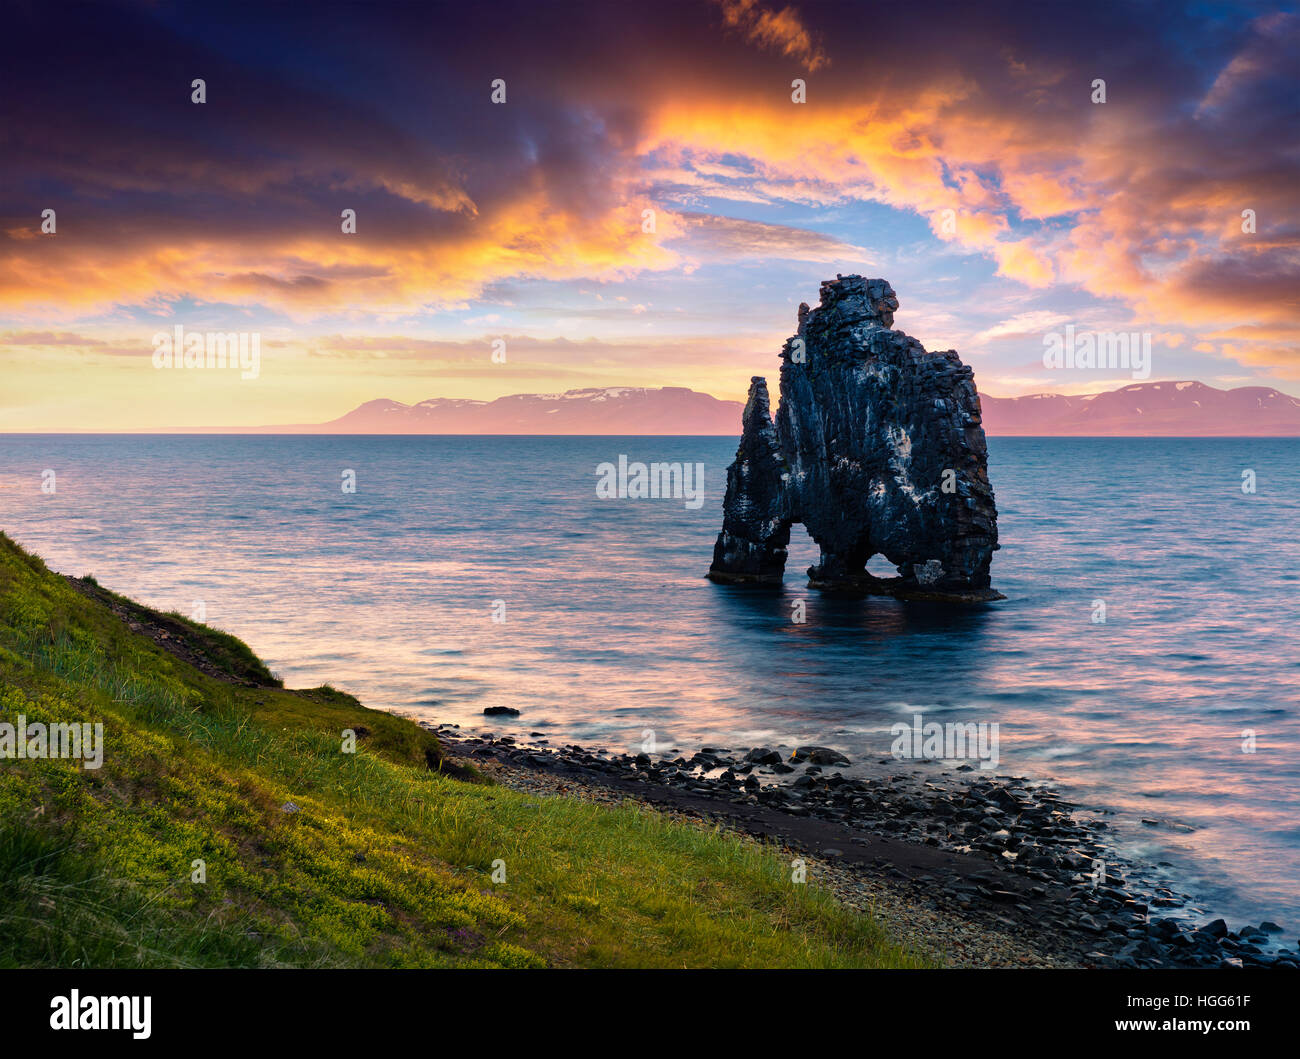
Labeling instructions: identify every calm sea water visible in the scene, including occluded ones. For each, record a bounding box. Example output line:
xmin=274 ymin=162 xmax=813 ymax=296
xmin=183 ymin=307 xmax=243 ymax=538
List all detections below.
xmin=2 ymin=434 xmax=1298 ymax=932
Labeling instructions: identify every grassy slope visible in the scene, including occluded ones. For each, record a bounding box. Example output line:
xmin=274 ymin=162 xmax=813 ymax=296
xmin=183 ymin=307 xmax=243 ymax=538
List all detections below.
xmin=0 ymin=532 xmax=926 ymax=968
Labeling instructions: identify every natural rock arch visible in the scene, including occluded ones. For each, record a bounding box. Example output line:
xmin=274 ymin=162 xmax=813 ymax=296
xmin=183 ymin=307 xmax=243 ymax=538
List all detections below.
xmin=708 ymin=276 xmax=1002 ymax=603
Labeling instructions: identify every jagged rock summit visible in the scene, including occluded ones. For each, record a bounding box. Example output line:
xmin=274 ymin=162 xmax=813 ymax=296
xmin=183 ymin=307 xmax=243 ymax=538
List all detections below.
xmin=708 ymin=276 xmax=1002 ymax=602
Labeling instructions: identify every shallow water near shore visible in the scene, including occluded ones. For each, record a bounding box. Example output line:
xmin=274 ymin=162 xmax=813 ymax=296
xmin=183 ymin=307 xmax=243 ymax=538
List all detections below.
xmin=2 ymin=433 xmax=1298 ymax=935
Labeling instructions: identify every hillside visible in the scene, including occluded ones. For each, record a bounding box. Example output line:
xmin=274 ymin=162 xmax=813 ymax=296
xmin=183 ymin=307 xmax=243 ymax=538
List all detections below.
xmin=0 ymin=531 xmax=918 ymax=969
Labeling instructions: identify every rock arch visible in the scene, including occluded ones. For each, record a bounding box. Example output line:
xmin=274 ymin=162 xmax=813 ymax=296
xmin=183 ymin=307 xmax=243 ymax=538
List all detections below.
xmin=707 ymin=276 xmax=1002 ymax=603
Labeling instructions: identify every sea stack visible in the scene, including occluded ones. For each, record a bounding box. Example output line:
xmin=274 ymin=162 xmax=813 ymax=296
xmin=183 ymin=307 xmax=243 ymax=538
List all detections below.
xmin=708 ymin=276 xmax=1002 ymax=602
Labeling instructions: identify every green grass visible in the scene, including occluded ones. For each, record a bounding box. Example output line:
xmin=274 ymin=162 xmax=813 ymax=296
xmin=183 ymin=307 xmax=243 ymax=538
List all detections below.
xmin=0 ymin=531 xmax=928 ymax=968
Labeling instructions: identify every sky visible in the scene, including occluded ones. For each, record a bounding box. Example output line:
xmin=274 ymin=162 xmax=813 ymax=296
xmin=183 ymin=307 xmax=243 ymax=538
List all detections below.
xmin=1 ymin=0 xmax=1297 ymax=430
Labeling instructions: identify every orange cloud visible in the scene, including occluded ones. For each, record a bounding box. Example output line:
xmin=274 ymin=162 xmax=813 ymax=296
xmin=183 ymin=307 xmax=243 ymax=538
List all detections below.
xmin=0 ymin=189 xmax=682 ymax=320
xmin=716 ymin=0 xmax=830 ymax=72
xmin=637 ymin=14 xmax=1298 ymax=367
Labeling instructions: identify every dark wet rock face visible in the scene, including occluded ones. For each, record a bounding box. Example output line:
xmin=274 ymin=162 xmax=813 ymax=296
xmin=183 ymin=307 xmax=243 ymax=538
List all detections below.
xmin=709 ymin=378 xmax=790 ymax=581
xmin=709 ymin=276 xmax=1001 ymax=602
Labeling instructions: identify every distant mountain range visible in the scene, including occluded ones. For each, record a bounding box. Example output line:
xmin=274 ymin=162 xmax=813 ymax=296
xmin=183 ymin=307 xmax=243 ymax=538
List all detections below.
xmin=979 ymin=381 xmax=1300 ymax=436
xmin=274 ymin=381 xmax=1300 ymax=436
xmin=281 ymin=387 xmax=744 ymax=435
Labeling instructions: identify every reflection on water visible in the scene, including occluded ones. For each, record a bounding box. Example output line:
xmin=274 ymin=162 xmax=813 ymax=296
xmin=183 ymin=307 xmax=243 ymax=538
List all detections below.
xmin=1 ymin=433 xmax=1298 ymax=931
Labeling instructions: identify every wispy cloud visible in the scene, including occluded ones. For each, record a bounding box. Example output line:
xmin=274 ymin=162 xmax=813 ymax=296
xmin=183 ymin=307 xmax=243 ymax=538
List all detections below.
xmin=975 ymin=311 xmax=1072 ymax=342
xmin=716 ymin=0 xmax=830 ymax=72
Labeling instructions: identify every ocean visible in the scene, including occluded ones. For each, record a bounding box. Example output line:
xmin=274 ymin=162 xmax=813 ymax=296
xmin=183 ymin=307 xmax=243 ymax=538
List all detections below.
xmin=2 ymin=433 xmax=1298 ymax=934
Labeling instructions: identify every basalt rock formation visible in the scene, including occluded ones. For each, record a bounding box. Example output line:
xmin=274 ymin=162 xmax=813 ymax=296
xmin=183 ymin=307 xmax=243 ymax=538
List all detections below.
xmin=708 ymin=276 xmax=1001 ymax=602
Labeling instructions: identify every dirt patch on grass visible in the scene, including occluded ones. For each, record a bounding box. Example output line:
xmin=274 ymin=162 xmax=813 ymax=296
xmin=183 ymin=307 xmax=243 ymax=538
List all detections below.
xmin=64 ymin=575 xmax=281 ymax=688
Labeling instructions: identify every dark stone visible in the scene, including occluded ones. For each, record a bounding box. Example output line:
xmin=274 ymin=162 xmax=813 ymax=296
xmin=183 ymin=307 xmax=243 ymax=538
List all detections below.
xmin=483 ymin=706 xmax=520 ymax=716
xmin=1199 ymin=918 xmax=1229 ymax=939
xmin=708 ymin=276 xmax=1001 ymax=602
xmin=792 ymin=745 xmax=851 ymax=766
xmin=744 ymin=747 xmax=782 ymax=765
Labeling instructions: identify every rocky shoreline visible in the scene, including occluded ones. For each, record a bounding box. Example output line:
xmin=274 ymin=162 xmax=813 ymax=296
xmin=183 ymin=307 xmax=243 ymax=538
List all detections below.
xmin=428 ymin=723 xmax=1298 ymax=970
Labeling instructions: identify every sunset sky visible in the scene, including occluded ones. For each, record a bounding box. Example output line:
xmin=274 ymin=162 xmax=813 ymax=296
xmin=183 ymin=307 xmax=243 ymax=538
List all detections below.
xmin=2 ymin=0 xmax=1297 ymax=430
